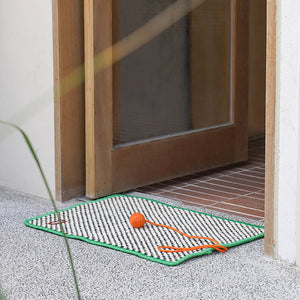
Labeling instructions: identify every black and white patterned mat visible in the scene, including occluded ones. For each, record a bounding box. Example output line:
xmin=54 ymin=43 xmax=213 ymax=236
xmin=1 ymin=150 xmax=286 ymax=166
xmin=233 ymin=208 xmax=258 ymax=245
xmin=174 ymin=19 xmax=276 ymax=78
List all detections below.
xmin=25 ymin=195 xmax=264 ymax=266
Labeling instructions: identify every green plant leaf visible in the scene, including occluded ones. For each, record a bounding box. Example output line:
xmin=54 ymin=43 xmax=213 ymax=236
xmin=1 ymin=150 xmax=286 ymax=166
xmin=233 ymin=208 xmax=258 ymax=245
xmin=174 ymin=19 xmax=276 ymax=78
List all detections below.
xmin=0 ymin=120 xmax=81 ymax=300
xmin=0 ymin=286 xmax=6 ymax=300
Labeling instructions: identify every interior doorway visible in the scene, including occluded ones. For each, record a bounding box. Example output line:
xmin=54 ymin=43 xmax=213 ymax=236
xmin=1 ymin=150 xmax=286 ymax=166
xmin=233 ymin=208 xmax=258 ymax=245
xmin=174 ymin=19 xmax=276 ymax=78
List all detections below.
xmin=131 ymin=138 xmax=265 ymax=221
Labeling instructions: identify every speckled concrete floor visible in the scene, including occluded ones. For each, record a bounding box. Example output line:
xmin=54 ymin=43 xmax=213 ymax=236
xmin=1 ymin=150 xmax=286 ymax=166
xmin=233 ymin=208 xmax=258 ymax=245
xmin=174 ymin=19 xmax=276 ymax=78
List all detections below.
xmin=1 ymin=186 xmax=300 ymax=300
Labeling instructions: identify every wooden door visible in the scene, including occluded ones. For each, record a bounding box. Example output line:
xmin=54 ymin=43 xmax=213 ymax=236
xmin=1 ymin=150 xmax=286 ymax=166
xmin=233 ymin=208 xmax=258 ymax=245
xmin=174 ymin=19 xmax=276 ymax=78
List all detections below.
xmin=84 ymin=0 xmax=249 ymax=199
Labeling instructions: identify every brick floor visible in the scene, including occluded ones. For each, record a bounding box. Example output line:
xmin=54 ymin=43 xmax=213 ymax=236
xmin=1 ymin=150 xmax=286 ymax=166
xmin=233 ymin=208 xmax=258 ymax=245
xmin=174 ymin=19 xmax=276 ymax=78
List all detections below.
xmin=131 ymin=139 xmax=265 ymax=221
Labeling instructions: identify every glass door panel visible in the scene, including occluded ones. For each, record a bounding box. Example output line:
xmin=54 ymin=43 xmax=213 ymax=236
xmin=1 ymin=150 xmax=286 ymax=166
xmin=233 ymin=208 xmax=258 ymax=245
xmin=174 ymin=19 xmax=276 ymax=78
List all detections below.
xmin=114 ymin=0 xmax=232 ymax=146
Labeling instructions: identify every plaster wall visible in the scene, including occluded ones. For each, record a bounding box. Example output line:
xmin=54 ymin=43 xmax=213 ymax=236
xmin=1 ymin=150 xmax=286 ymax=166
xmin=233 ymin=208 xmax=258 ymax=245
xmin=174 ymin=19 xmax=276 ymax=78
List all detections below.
xmin=0 ymin=0 xmax=55 ymax=198
xmin=275 ymin=0 xmax=300 ymax=265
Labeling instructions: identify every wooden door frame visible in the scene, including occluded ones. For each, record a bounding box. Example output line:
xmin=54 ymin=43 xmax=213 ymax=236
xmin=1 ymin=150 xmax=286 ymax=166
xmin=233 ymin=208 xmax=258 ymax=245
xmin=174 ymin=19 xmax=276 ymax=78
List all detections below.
xmin=264 ymin=0 xmax=276 ymax=257
xmin=52 ymin=0 xmax=276 ymax=257
xmin=52 ymin=0 xmax=86 ymax=201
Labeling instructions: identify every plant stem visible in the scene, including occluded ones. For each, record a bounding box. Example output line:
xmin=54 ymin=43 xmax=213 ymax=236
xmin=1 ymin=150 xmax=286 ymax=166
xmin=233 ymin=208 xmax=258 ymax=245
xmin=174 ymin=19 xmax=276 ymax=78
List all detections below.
xmin=0 ymin=120 xmax=81 ymax=300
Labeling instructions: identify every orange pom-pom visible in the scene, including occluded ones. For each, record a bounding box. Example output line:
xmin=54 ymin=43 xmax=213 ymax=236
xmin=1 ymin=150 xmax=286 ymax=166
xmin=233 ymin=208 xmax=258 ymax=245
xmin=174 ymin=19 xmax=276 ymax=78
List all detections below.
xmin=129 ymin=212 xmax=146 ymax=228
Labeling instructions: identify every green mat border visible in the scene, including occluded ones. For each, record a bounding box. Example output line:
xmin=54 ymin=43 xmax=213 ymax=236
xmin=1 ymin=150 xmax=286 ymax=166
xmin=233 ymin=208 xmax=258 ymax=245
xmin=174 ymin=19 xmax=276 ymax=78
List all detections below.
xmin=24 ymin=194 xmax=264 ymax=266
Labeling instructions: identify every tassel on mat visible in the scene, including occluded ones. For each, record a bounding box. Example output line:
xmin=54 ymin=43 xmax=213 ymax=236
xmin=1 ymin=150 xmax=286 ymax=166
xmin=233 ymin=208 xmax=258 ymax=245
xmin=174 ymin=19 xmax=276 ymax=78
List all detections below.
xmin=129 ymin=212 xmax=228 ymax=253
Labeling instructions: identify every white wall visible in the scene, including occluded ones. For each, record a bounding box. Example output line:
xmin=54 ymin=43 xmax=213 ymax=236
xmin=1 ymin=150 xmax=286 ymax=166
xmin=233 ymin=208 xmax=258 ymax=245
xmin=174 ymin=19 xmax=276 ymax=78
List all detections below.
xmin=274 ymin=0 xmax=300 ymax=265
xmin=0 ymin=0 xmax=55 ymax=198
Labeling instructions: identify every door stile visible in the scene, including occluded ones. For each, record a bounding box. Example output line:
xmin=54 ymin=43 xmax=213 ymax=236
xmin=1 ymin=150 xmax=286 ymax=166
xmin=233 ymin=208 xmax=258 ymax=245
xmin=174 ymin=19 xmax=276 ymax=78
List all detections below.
xmin=84 ymin=0 xmax=114 ymax=198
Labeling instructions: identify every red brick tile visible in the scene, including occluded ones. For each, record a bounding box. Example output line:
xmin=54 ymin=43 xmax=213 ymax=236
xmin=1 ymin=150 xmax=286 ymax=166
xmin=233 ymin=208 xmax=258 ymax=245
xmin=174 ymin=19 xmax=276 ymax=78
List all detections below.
xmin=219 ymin=175 xmax=265 ymax=189
xmin=248 ymin=159 xmax=265 ymax=166
xmin=228 ymin=173 xmax=265 ymax=184
xmin=252 ymin=165 xmax=265 ymax=171
xmin=225 ymin=196 xmax=264 ymax=211
xmin=159 ymin=191 xmax=217 ymax=206
xmin=205 ymin=206 xmax=263 ymax=220
xmin=241 ymin=170 xmax=265 ymax=178
xmin=236 ymin=162 xmax=262 ymax=170
xmin=209 ymin=202 xmax=264 ymax=218
xmin=188 ymin=181 xmax=248 ymax=196
xmin=255 ymin=190 xmax=265 ymax=195
xmin=254 ymin=166 xmax=265 ymax=171
xmin=164 ymin=188 xmax=228 ymax=202
xmin=247 ymin=192 xmax=265 ymax=200
xmin=208 ymin=178 xmax=261 ymax=193
xmin=186 ymin=183 xmax=242 ymax=198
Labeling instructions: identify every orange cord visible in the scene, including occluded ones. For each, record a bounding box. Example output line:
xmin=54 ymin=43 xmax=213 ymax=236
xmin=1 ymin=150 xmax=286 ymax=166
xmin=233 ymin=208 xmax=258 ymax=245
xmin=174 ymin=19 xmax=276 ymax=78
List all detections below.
xmin=145 ymin=219 xmax=228 ymax=253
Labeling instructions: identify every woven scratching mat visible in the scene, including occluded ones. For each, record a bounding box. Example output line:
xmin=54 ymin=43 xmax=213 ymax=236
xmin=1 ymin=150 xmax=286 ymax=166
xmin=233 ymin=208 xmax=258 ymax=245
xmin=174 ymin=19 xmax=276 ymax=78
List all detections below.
xmin=25 ymin=195 xmax=264 ymax=266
